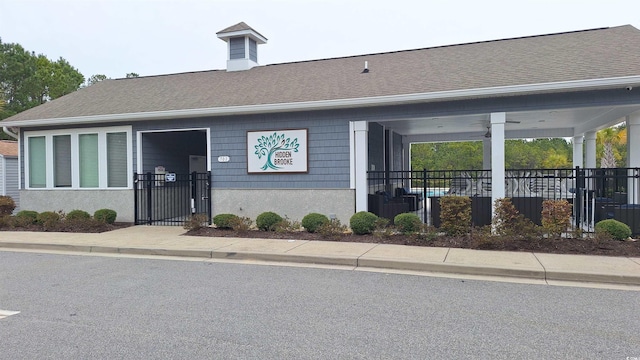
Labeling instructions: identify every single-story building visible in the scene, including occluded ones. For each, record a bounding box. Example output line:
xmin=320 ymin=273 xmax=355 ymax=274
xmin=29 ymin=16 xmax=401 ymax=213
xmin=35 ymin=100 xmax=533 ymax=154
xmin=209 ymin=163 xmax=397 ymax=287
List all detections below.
xmin=0 ymin=140 xmax=19 ymax=211
xmin=2 ymin=22 xmax=640 ymax=225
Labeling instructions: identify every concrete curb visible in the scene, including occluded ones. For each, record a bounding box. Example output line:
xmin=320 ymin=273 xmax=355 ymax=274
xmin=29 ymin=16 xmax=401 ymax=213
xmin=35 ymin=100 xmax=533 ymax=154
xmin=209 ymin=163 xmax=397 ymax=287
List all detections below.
xmin=544 ymin=270 xmax=640 ymax=286
xmin=357 ymin=258 xmax=547 ymax=280
xmin=1 ymin=241 xmax=639 ymax=286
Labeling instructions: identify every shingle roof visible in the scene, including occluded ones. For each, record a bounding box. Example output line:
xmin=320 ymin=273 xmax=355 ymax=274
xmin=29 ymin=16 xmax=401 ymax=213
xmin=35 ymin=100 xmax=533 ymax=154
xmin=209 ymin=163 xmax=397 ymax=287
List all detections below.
xmin=0 ymin=140 xmax=18 ymax=157
xmin=3 ymin=25 xmax=640 ymax=124
xmin=216 ymin=21 xmax=267 ymax=40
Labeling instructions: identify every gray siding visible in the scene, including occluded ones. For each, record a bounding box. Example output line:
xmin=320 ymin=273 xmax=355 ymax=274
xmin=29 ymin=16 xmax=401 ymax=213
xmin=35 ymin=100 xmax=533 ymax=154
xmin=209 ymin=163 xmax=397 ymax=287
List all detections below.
xmin=249 ymin=39 xmax=257 ymax=62
xmin=132 ymin=112 xmax=351 ymax=189
xmin=2 ymin=156 xmax=20 ymax=210
xmin=229 ymin=37 xmax=245 ymax=59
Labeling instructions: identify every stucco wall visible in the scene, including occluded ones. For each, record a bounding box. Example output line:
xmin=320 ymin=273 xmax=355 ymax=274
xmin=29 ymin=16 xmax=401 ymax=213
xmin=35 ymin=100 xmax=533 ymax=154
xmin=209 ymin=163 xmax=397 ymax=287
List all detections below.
xmin=19 ymin=190 xmax=134 ymax=222
xmin=212 ymin=188 xmax=355 ymax=224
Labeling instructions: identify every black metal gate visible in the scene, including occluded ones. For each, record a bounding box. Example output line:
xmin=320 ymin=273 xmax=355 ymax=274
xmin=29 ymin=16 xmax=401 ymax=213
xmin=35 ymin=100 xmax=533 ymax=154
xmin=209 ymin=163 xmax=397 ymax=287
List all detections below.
xmin=134 ymin=171 xmax=212 ymax=226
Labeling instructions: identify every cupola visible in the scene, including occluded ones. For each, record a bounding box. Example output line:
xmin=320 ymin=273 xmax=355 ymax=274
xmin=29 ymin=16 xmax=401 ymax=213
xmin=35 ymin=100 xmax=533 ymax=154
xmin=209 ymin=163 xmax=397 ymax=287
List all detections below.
xmin=216 ymin=22 xmax=268 ymax=72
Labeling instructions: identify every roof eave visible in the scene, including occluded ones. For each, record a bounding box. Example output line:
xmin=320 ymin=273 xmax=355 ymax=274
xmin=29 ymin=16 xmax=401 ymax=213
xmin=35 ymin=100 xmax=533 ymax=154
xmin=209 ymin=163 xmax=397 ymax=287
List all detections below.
xmin=6 ymin=75 xmax=640 ymax=128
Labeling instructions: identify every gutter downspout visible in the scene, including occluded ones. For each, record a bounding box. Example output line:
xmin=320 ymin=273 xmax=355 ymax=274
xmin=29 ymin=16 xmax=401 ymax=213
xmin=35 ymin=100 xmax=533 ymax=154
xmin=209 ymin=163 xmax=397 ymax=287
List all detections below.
xmin=3 ymin=126 xmax=18 ymax=140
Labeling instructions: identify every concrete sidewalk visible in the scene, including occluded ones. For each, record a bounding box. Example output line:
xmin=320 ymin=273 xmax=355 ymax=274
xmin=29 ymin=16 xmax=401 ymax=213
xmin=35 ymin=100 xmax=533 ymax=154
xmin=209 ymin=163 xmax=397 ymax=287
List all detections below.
xmin=1 ymin=226 xmax=640 ymax=288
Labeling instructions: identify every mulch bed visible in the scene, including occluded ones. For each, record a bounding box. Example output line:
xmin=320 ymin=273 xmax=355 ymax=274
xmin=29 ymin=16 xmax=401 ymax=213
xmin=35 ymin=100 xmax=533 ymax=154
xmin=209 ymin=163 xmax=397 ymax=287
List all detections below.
xmin=187 ymin=227 xmax=640 ymax=257
xmin=1 ymin=222 xmax=132 ymax=233
xmin=4 ymin=222 xmax=638 ymax=257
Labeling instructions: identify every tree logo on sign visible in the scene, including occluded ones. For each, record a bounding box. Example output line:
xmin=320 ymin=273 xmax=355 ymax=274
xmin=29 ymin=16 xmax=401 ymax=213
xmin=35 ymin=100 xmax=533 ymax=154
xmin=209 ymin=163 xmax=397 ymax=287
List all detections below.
xmin=254 ymin=132 xmax=299 ymax=170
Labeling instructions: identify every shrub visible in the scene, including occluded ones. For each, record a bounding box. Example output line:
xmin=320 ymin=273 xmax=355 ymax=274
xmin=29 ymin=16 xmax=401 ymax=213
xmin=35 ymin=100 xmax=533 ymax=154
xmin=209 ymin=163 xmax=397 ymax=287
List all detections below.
xmin=439 ymin=196 xmax=471 ymax=236
xmin=301 ymin=213 xmax=330 ymax=233
xmin=0 ymin=215 xmax=9 ymax=229
xmin=350 ymin=211 xmax=378 ymax=235
xmin=37 ymin=211 xmax=62 ymax=231
xmin=493 ymin=198 xmax=538 ymax=238
xmin=14 ymin=210 xmax=39 ymax=226
xmin=256 ymin=211 xmax=283 ymax=231
xmin=275 ymin=216 xmax=301 ymax=233
xmin=394 ymin=213 xmax=422 ymax=234
xmin=595 ymin=219 xmax=632 ymax=240
xmin=0 ymin=196 xmax=16 ymax=216
xmin=94 ymin=209 xmax=117 ymax=224
xmin=183 ymin=214 xmax=209 ymax=231
xmin=213 ymin=213 xmax=240 ymax=229
xmin=541 ymin=200 xmax=572 ymax=237
xmin=66 ymin=209 xmax=91 ymax=221
xmin=318 ymin=218 xmax=348 ymax=239
xmin=230 ymin=216 xmax=253 ymax=232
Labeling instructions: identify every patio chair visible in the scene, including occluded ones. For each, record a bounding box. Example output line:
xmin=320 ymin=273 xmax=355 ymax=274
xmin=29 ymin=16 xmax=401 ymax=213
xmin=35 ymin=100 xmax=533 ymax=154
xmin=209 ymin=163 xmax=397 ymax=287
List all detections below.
xmin=520 ymin=171 xmax=567 ymax=199
xmin=475 ymin=171 xmax=519 ymax=197
xmin=447 ymin=172 xmax=474 ymax=196
xmin=475 ymin=171 xmax=492 ymax=197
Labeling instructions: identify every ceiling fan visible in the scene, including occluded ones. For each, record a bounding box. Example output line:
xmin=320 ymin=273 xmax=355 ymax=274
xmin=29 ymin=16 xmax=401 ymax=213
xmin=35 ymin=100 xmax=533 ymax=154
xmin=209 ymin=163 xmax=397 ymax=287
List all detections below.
xmin=474 ymin=121 xmax=521 ymax=138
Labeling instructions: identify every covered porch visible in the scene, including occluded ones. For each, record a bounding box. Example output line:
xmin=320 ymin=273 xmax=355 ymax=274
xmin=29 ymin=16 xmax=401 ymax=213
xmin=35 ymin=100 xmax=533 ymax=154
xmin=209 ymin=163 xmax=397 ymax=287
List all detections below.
xmin=351 ymin=86 xmax=640 ymax=234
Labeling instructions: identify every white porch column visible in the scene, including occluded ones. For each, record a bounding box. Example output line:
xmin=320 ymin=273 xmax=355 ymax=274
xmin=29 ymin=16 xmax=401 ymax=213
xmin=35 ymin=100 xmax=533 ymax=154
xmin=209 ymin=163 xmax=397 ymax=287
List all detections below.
xmin=403 ymin=137 xmax=411 ymax=189
xmin=584 ymin=131 xmax=597 ymax=168
xmin=403 ymin=137 xmax=410 ymax=171
xmin=490 ymin=113 xmax=506 ymax=220
xmin=482 ymin=137 xmax=491 ymax=169
xmin=352 ymin=121 xmax=369 ymax=213
xmin=627 ymin=112 xmax=640 ymax=204
xmin=572 ymin=135 xmax=584 ymax=168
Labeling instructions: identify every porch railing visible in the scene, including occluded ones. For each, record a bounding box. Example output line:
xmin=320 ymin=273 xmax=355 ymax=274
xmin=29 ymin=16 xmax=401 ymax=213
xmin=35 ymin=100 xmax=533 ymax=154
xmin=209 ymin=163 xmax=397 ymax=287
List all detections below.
xmin=367 ymin=167 xmax=640 ymax=235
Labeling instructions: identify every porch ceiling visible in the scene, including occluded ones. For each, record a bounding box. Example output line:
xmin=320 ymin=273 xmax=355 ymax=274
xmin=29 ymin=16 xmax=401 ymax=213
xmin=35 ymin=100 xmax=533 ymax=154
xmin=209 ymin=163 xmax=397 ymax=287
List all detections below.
xmin=381 ymin=104 xmax=640 ymax=143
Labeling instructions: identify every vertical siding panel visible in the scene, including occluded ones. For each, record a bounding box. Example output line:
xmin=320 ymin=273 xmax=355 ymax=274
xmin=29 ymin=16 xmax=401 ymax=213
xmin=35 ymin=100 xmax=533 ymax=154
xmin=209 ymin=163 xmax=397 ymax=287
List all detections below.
xmin=3 ymin=157 xmax=20 ymax=210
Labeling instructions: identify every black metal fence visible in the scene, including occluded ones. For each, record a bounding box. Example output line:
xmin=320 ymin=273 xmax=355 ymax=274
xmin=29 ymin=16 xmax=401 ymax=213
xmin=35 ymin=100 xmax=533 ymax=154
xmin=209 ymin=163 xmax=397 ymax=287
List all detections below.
xmin=134 ymin=172 xmax=211 ymax=226
xmin=368 ymin=167 xmax=640 ymax=235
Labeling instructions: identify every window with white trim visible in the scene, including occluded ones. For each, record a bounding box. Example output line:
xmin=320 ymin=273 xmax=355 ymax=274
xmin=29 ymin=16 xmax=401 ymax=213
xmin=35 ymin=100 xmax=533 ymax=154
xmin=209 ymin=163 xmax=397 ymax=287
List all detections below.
xmin=25 ymin=127 xmax=132 ymax=189
xmin=28 ymin=136 xmax=46 ymax=188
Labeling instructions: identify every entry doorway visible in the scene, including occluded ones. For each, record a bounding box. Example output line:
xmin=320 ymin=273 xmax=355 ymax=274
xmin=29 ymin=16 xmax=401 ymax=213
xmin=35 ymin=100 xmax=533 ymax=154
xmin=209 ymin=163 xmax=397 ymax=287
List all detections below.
xmin=135 ymin=129 xmax=211 ymax=225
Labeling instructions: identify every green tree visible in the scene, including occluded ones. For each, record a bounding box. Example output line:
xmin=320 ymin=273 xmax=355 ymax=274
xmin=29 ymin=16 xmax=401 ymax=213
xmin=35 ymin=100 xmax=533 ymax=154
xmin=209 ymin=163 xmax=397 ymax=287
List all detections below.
xmin=126 ymin=72 xmax=139 ymax=78
xmin=0 ymin=38 xmax=84 ymax=119
xmin=412 ymin=138 xmax=572 ymax=170
xmin=596 ymin=125 xmax=626 ymax=167
xmin=85 ymin=74 xmax=108 ymax=86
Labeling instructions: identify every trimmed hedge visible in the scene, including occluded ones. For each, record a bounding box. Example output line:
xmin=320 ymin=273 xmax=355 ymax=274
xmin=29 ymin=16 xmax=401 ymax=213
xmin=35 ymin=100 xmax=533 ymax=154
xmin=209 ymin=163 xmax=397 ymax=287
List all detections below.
xmin=15 ymin=210 xmax=39 ymax=225
xmin=66 ymin=209 xmax=91 ymax=221
xmin=439 ymin=196 xmax=471 ymax=236
xmin=350 ymin=211 xmax=378 ymax=235
xmin=256 ymin=211 xmax=283 ymax=231
xmin=301 ymin=213 xmax=330 ymax=233
xmin=595 ymin=219 xmax=632 ymax=240
xmin=37 ymin=211 xmax=62 ymax=230
xmin=394 ymin=213 xmax=422 ymax=234
xmin=94 ymin=209 xmax=117 ymax=224
xmin=213 ymin=213 xmax=239 ymax=229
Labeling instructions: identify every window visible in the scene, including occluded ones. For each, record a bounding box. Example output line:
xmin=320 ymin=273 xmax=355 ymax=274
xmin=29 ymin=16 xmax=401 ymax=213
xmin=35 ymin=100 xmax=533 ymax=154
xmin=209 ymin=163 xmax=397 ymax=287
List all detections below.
xmin=79 ymin=133 xmax=99 ymax=188
xmin=28 ymin=136 xmax=46 ymax=188
xmin=25 ymin=127 xmax=131 ymax=189
xmin=107 ymin=132 xmax=128 ymax=187
xmin=53 ymin=135 xmax=71 ymax=187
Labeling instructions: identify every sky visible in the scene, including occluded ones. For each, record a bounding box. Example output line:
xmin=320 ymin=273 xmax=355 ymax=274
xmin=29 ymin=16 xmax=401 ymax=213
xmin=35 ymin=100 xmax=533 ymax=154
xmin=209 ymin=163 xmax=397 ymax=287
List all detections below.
xmin=1 ymin=0 xmax=639 ymax=81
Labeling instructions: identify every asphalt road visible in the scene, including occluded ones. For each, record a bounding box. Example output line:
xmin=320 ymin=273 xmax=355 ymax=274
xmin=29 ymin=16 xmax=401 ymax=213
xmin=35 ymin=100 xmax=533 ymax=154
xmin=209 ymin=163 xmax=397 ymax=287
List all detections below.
xmin=1 ymin=251 xmax=639 ymax=359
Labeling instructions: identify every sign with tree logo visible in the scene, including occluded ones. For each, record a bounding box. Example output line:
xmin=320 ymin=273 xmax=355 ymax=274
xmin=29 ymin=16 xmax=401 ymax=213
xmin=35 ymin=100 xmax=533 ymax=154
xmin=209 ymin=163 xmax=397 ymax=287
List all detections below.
xmin=247 ymin=129 xmax=308 ymax=173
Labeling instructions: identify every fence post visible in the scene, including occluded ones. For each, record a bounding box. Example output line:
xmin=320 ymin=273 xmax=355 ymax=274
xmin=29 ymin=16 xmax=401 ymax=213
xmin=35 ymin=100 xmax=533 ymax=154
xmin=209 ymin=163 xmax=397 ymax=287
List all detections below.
xmin=133 ymin=173 xmax=139 ymax=225
xmin=190 ymin=171 xmax=197 ymax=214
xmin=575 ymin=166 xmax=582 ymax=228
xmin=422 ymin=169 xmax=428 ymax=224
xmin=146 ymin=172 xmax=153 ymax=225
xmin=207 ymin=171 xmax=212 ymax=225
